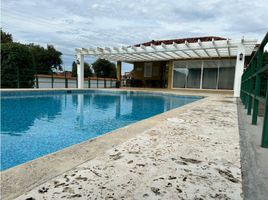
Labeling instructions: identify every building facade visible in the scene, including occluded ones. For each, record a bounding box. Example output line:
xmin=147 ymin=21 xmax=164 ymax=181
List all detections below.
xmin=131 ymin=58 xmax=236 ymax=90
xmin=75 ymin=36 xmax=258 ymax=97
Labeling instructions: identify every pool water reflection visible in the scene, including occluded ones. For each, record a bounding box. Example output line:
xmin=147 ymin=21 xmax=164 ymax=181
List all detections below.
xmin=1 ymin=91 xmax=201 ymax=170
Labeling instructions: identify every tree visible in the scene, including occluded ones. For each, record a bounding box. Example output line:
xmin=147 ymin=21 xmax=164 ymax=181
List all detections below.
xmin=0 ymin=29 xmax=63 ymax=88
xmin=1 ymin=42 xmax=35 ymax=88
xmin=71 ymin=61 xmax=93 ymax=77
xmin=84 ymin=62 xmax=94 ymax=77
xmin=28 ymin=44 xmax=62 ymax=74
xmin=92 ymin=59 xmax=117 ymax=78
xmin=1 ymin=29 xmax=13 ymax=43
xmin=46 ymin=45 xmax=63 ymax=71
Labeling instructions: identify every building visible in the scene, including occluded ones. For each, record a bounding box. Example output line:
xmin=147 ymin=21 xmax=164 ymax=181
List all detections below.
xmin=75 ymin=36 xmax=258 ymax=97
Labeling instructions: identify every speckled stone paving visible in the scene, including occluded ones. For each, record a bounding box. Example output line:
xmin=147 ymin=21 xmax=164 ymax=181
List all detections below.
xmin=15 ymin=96 xmax=242 ymax=200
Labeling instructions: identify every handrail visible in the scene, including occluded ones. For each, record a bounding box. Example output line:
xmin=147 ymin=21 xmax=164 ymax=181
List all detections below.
xmin=240 ymin=32 xmax=268 ymax=148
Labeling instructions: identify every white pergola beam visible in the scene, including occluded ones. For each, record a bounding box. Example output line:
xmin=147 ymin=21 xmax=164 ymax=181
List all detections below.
xmin=156 ymin=51 xmax=176 ymax=59
xmin=140 ymin=52 xmax=164 ymax=60
xmin=185 ymin=40 xmax=201 ymax=57
xmin=151 ymin=44 xmax=157 ymax=50
xmin=131 ymin=46 xmax=138 ymax=51
xmin=212 ymin=38 xmax=221 ymax=57
xmin=140 ymin=45 xmax=146 ymax=50
xmin=76 ymin=38 xmax=257 ymax=62
xmin=172 ymin=42 xmax=191 ymax=58
xmin=97 ymin=47 xmax=104 ymax=52
xmin=161 ymin=42 xmax=167 ymax=49
xmin=226 ymin=39 xmax=231 ymax=57
xmin=104 ymin=47 xmax=111 ymax=52
xmin=124 ymin=53 xmax=151 ymax=61
xmin=113 ymin=47 xmax=120 ymax=52
xmin=81 ymin=39 xmax=257 ymax=55
xmin=146 ymin=53 xmax=166 ymax=60
xmin=75 ymin=48 xmax=82 ymax=54
xmin=167 ymin=51 xmax=183 ymax=58
xmin=198 ymin=39 xmax=210 ymax=57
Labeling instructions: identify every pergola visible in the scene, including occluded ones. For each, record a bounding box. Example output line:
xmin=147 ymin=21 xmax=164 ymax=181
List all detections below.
xmin=75 ymin=37 xmax=258 ymax=97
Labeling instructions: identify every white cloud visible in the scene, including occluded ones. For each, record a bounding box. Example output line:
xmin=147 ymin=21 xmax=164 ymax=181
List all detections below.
xmin=1 ymin=0 xmax=268 ymax=72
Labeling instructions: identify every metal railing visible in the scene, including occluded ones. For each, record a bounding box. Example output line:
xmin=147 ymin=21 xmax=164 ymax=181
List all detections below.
xmin=240 ymin=32 xmax=268 ymax=148
xmin=0 ymin=69 xmax=118 ymax=89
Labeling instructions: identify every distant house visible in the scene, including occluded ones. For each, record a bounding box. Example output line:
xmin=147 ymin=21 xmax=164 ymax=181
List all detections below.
xmin=75 ymin=36 xmax=258 ymax=97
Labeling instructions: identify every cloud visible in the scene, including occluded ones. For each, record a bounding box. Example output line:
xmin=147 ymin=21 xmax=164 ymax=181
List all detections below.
xmin=1 ymin=0 xmax=268 ymax=72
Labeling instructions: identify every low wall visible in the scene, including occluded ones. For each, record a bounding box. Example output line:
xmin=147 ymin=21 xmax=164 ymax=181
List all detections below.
xmin=35 ymin=76 xmax=117 ymax=88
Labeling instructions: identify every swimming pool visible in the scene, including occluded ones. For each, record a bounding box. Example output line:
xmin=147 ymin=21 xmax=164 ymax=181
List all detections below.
xmin=0 ymin=90 xmax=202 ymax=170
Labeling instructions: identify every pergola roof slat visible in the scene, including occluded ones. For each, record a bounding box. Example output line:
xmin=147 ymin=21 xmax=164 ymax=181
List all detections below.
xmin=76 ymin=38 xmax=258 ymax=62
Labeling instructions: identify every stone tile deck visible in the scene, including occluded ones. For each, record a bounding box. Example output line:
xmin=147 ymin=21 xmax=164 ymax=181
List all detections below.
xmin=14 ymin=94 xmax=242 ymax=200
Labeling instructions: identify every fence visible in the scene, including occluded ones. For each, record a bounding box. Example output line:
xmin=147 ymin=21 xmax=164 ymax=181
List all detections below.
xmin=240 ymin=32 xmax=268 ymax=148
xmin=0 ymin=69 xmax=118 ymax=89
xmin=35 ymin=74 xmax=117 ymax=89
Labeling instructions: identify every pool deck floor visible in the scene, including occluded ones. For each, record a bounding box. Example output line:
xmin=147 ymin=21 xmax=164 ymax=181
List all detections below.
xmin=1 ymin=89 xmax=243 ymax=200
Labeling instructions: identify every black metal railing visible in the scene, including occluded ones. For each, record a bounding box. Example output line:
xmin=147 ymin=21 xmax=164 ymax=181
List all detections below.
xmin=0 ymin=69 xmax=117 ymax=89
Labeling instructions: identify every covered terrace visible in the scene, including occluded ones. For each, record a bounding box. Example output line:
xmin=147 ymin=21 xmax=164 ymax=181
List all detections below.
xmin=75 ymin=36 xmax=258 ymax=97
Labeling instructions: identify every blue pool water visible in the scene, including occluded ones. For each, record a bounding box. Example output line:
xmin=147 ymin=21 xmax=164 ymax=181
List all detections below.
xmin=0 ymin=90 xmax=201 ymax=170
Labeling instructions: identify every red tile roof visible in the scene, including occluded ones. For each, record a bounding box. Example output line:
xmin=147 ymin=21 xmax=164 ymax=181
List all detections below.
xmin=134 ymin=36 xmax=226 ymax=47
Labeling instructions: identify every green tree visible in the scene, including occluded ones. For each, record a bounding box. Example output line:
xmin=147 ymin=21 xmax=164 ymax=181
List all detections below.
xmin=71 ymin=61 xmax=93 ymax=77
xmin=0 ymin=29 xmax=63 ymax=88
xmin=92 ymin=59 xmax=116 ymax=78
xmin=72 ymin=61 xmax=77 ymax=76
xmin=46 ymin=45 xmax=63 ymax=71
xmin=1 ymin=42 xmax=35 ymax=88
xmin=84 ymin=62 xmax=94 ymax=77
xmin=28 ymin=44 xmax=62 ymax=74
xmin=1 ymin=29 xmax=13 ymax=43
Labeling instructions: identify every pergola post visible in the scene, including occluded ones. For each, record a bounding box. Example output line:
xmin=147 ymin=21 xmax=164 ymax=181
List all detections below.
xmin=77 ymin=54 xmax=84 ymax=89
xmin=167 ymin=60 xmax=174 ymax=89
xmin=117 ymin=61 xmax=122 ymax=81
xmin=233 ymin=44 xmax=245 ymax=97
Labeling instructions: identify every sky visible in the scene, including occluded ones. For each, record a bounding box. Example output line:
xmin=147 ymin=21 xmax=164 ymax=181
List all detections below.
xmin=1 ymin=0 xmax=268 ymax=73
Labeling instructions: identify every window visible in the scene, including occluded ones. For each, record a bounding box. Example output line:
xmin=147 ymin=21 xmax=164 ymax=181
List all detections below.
xmin=144 ymin=63 xmax=152 ymax=77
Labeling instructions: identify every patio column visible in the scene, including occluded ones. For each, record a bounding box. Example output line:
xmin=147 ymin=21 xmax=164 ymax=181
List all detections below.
xmin=77 ymin=54 xmax=84 ymax=89
xmin=234 ymin=44 xmax=245 ymax=97
xmin=117 ymin=61 xmax=122 ymax=81
xmin=167 ymin=60 xmax=174 ymax=89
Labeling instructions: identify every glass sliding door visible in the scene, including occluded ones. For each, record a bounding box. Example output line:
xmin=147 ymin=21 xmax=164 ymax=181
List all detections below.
xmin=202 ymin=60 xmax=218 ymax=89
xmin=218 ymin=59 xmax=235 ymax=90
xmin=173 ymin=61 xmax=187 ymax=88
xmin=172 ymin=59 xmax=236 ymax=90
xmin=187 ymin=61 xmax=201 ymax=88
